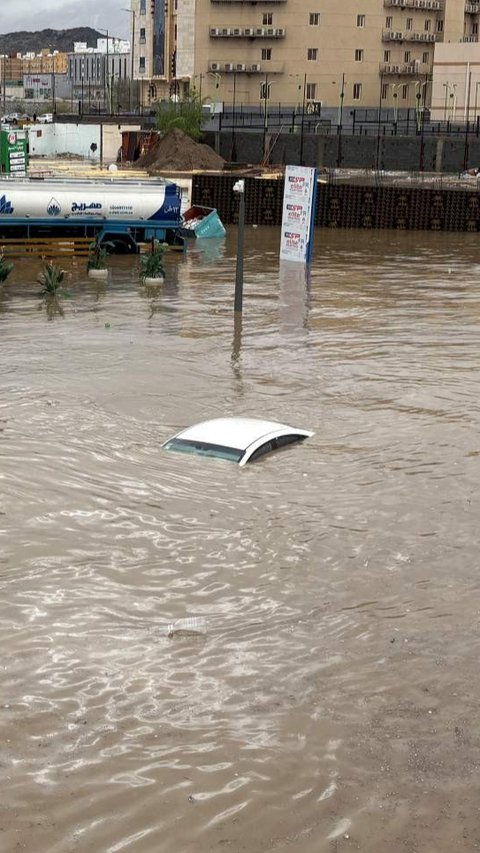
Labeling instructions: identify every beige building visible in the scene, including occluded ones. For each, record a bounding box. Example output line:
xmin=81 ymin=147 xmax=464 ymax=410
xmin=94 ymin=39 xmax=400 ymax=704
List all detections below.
xmin=431 ymin=40 xmax=480 ymax=120
xmin=129 ymin=0 xmax=480 ymax=111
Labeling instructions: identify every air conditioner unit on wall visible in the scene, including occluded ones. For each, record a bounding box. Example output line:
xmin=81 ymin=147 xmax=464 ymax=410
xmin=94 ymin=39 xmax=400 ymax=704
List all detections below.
xmin=232 ymin=28 xmax=242 ymax=36
xmin=224 ymin=62 xmax=234 ymax=71
xmin=251 ymin=63 xmax=262 ymax=71
xmin=210 ymin=27 xmax=219 ymax=36
xmin=210 ymin=62 xmax=221 ymax=71
xmin=255 ymin=27 xmax=265 ymax=36
xmin=236 ymin=63 xmax=246 ymax=71
xmin=244 ymin=28 xmax=254 ymax=36
xmin=275 ymin=28 xmax=285 ymax=36
xmin=265 ymin=28 xmax=275 ymax=36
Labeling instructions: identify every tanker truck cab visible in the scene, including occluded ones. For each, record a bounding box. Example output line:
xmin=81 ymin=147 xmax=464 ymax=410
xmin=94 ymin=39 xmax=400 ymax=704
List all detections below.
xmin=0 ymin=177 xmax=184 ymax=253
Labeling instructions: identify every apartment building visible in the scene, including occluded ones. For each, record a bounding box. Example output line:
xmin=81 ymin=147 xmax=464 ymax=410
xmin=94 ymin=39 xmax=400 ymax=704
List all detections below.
xmin=130 ymin=0 xmax=178 ymax=104
xmin=129 ymin=0 xmax=480 ymax=110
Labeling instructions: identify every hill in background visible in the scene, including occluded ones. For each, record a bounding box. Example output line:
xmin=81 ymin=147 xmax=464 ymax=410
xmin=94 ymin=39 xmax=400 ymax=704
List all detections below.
xmin=0 ymin=28 xmax=104 ymax=56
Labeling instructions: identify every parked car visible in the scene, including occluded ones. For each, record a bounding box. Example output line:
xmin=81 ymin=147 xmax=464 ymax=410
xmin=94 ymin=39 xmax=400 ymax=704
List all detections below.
xmin=162 ymin=417 xmax=313 ymax=465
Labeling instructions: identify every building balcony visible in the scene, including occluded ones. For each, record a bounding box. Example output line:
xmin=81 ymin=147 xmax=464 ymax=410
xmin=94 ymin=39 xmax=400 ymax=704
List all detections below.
xmin=462 ymin=34 xmax=479 ymax=40
xmin=208 ymin=60 xmax=284 ymax=73
xmin=209 ymin=26 xmax=285 ymax=37
xmin=380 ymin=61 xmax=431 ymax=75
xmin=384 ymin=0 xmax=441 ymax=8
xmin=465 ymin=3 xmax=479 ymax=13
xmin=382 ymin=29 xmax=436 ymax=42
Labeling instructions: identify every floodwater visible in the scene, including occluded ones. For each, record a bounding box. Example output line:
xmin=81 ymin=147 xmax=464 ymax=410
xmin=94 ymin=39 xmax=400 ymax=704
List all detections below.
xmin=2 ymin=228 xmax=480 ymax=852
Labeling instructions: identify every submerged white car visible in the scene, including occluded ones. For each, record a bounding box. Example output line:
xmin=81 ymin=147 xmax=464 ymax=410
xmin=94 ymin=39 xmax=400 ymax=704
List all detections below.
xmin=162 ymin=417 xmax=313 ymax=466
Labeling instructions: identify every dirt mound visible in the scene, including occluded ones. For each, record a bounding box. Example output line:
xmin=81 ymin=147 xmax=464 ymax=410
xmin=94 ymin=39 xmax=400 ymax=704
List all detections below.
xmin=136 ymin=128 xmax=224 ymax=173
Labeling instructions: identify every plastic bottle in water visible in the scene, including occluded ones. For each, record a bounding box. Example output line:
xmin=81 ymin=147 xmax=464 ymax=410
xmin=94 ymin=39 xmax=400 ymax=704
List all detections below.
xmin=167 ymin=617 xmax=207 ymax=638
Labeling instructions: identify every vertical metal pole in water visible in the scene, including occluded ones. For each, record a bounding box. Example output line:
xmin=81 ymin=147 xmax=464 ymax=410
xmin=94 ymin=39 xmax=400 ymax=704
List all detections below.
xmin=234 ymin=181 xmax=245 ymax=314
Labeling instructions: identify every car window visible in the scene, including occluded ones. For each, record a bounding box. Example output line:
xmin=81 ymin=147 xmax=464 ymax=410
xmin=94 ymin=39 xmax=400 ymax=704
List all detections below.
xmin=249 ymin=435 xmax=306 ymax=462
xmin=163 ymin=438 xmax=243 ymax=463
xmin=275 ymin=434 xmax=306 ymax=449
xmin=249 ymin=441 xmax=275 ymax=462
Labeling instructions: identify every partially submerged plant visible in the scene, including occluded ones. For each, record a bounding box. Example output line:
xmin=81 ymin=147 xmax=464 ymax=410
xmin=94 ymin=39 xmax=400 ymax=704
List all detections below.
xmin=139 ymin=243 xmax=165 ymax=282
xmin=87 ymin=240 xmax=114 ymax=271
xmin=38 ymin=261 xmax=65 ymax=296
xmin=0 ymin=253 xmax=14 ymax=283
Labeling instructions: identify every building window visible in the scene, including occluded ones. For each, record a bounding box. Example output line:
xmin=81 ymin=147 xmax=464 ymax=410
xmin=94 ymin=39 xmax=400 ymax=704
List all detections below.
xmin=309 ymin=12 xmax=320 ymax=25
xmin=424 ymin=19 xmax=431 ymax=31
xmin=262 ymin=13 xmax=272 ymax=25
xmin=353 ymin=82 xmax=362 ymax=100
xmin=307 ymin=48 xmax=318 ymax=60
xmin=404 ymin=50 xmax=411 ymax=62
xmin=436 ymin=19 xmax=444 ymax=32
xmin=355 ymin=49 xmax=364 ymax=61
xmin=406 ymin=17 xmax=413 ymax=30
xmin=386 ymin=16 xmax=392 ymax=28
xmin=306 ymin=82 xmax=316 ymax=99
xmin=381 ymin=82 xmax=388 ymax=99
xmin=261 ymin=48 xmax=272 ymax=60
xmin=140 ymin=0 xmax=146 ymax=12
xmin=357 ymin=14 xmax=365 ymax=27
xmin=139 ymin=56 xmax=146 ymax=73
xmin=422 ymin=51 xmax=429 ymax=63
xmin=402 ymin=84 xmax=409 ymax=99
xmin=384 ymin=49 xmax=391 ymax=62
xmin=139 ymin=27 xmax=146 ymax=44
xmin=473 ymin=21 xmax=479 ymax=34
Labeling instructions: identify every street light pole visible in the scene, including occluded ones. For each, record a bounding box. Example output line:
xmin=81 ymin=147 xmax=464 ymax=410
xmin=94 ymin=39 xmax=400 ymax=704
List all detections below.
xmin=230 ymin=69 xmax=237 ymax=160
xmin=443 ymin=81 xmax=449 ymax=121
xmin=392 ymin=84 xmax=399 ymax=132
xmin=300 ymin=72 xmax=306 ymax=166
xmin=122 ymin=8 xmax=135 ymax=112
xmin=2 ymin=54 xmax=6 ymax=117
xmin=262 ymin=74 xmax=269 ymax=161
xmin=336 ymin=72 xmax=345 ymax=168
xmin=376 ymin=72 xmax=384 ymax=171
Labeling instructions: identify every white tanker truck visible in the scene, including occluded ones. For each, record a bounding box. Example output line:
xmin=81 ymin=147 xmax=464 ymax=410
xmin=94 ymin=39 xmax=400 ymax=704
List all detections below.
xmin=0 ymin=177 xmax=184 ymax=252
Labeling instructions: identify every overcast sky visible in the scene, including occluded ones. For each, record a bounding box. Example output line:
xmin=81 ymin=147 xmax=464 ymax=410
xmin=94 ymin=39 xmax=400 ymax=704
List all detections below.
xmin=0 ymin=0 xmax=130 ymax=39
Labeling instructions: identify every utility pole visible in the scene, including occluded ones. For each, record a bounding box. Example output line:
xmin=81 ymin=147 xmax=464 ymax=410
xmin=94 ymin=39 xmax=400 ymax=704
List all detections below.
xmin=300 ymin=72 xmax=306 ymax=166
xmin=2 ymin=54 xmax=6 ymax=118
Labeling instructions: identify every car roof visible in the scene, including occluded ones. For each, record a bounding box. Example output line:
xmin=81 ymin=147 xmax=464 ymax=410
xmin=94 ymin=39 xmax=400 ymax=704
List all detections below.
xmin=168 ymin=417 xmax=312 ymax=453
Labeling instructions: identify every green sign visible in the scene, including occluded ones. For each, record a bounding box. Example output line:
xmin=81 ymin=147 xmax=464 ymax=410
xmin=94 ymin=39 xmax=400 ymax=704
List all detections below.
xmin=0 ymin=130 xmax=28 ymax=176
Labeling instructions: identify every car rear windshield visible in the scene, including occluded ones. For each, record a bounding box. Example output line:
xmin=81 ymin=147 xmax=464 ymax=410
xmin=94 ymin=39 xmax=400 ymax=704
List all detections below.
xmin=163 ymin=438 xmax=243 ymax=463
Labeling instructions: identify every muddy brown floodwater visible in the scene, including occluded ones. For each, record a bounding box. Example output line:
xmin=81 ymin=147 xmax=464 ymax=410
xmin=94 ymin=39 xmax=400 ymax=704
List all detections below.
xmin=1 ymin=227 xmax=480 ymax=852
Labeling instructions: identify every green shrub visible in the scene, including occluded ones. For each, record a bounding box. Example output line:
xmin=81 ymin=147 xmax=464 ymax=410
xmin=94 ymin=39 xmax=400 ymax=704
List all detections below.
xmin=86 ymin=240 xmax=114 ymax=271
xmin=38 ymin=261 xmax=65 ymax=296
xmin=139 ymin=244 xmax=165 ymax=282
xmin=155 ymin=90 xmax=204 ymax=141
xmin=0 ymin=254 xmax=14 ymax=283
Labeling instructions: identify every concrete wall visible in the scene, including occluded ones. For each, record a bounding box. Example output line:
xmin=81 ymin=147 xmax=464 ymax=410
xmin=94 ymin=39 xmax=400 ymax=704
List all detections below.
xmin=27 ymin=122 xmax=141 ymax=161
xmin=206 ymin=128 xmax=480 ymax=173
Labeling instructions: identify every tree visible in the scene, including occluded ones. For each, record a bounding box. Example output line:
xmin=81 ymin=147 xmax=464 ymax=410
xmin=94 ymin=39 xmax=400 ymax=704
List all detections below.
xmin=155 ymin=89 xmax=204 ymax=141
